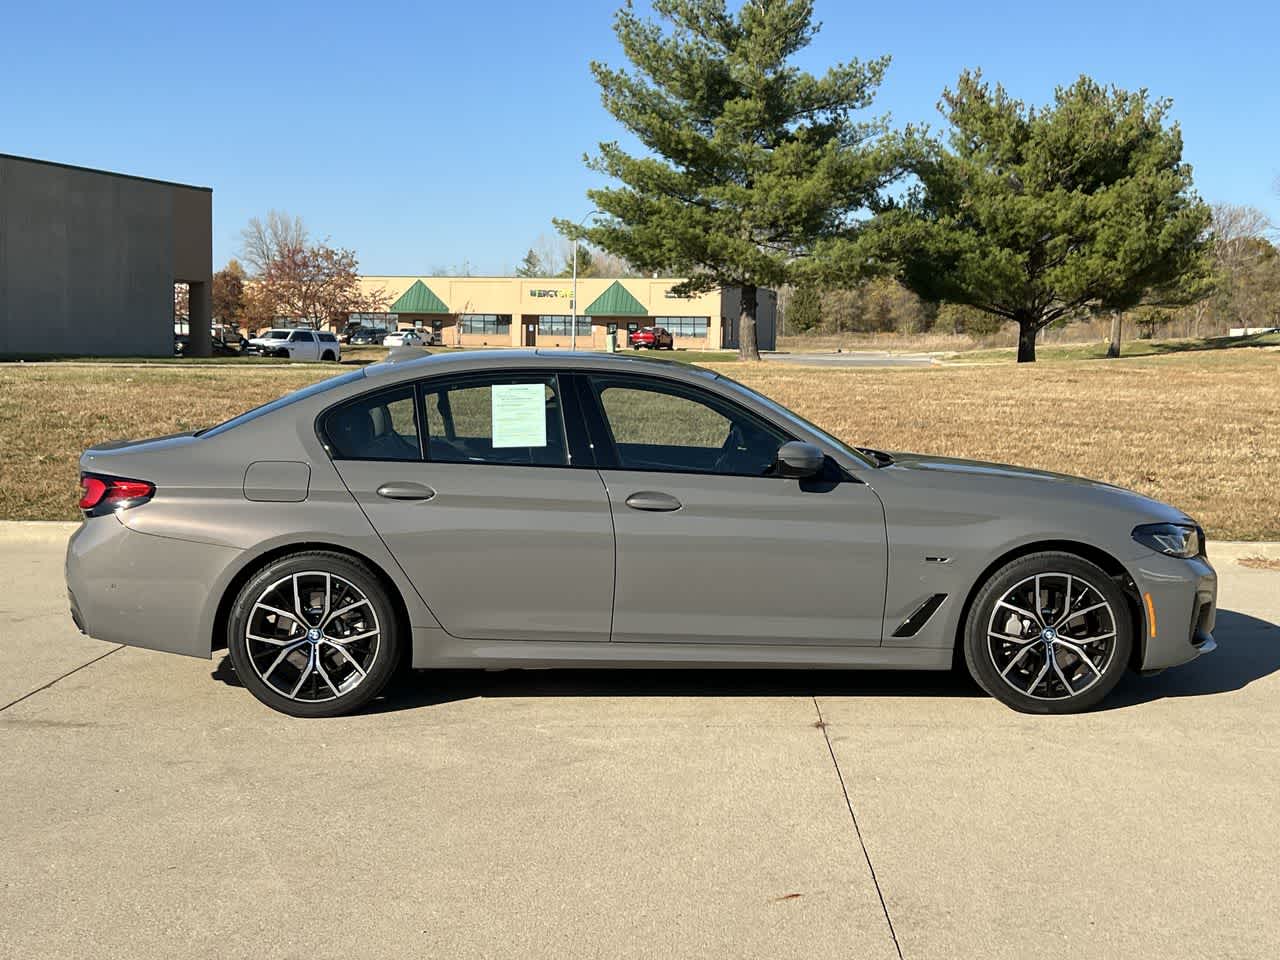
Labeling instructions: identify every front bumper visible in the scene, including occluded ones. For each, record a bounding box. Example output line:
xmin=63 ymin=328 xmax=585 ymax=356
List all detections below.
xmin=1129 ymin=550 xmax=1218 ymax=671
xmin=65 ymin=515 xmax=241 ymax=659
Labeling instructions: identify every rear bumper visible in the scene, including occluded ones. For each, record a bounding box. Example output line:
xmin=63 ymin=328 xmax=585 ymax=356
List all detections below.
xmin=1129 ymin=551 xmax=1218 ymax=671
xmin=65 ymin=515 xmax=241 ymax=658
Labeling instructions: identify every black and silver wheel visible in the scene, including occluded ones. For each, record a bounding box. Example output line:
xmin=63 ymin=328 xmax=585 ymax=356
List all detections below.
xmin=227 ymin=551 xmax=401 ymax=717
xmin=963 ymin=552 xmax=1132 ymax=714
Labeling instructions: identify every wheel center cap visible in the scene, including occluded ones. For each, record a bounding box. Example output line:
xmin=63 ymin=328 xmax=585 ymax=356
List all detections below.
xmin=307 ymin=628 xmax=321 ymax=643
xmin=1041 ymin=627 xmax=1057 ymax=642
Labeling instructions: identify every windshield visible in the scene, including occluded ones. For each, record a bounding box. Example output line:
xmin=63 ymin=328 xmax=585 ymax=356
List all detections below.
xmin=198 ymin=369 xmax=366 ymax=437
xmin=266 ymin=331 xmax=290 ymax=339
xmin=711 ymin=372 xmax=875 ymax=467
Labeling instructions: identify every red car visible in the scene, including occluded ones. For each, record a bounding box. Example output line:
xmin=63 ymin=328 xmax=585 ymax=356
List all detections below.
xmin=629 ymin=326 xmax=674 ymax=350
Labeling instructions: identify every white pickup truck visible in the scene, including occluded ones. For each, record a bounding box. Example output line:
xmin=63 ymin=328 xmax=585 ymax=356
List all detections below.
xmin=244 ymin=329 xmax=342 ymax=361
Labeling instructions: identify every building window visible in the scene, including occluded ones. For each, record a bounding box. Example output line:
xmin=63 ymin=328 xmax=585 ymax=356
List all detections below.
xmin=652 ymin=316 xmax=709 ymax=337
xmin=460 ymin=314 xmax=511 ymax=335
xmin=537 ymin=315 xmax=592 ymax=336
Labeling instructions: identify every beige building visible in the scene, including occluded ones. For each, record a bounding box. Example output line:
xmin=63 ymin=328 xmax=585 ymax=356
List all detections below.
xmin=354 ymin=276 xmax=775 ymax=351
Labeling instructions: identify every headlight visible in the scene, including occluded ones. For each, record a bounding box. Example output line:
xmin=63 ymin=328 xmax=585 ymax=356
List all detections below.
xmin=1132 ymin=522 xmax=1203 ymax=558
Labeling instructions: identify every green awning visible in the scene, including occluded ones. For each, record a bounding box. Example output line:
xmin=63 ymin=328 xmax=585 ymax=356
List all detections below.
xmin=389 ymin=280 xmax=449 ymax=314
xmin=583 ymin=281 xmax=647 ymax=317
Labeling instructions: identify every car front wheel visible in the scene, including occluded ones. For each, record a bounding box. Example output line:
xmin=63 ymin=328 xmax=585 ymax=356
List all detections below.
xmin=963 ymin=551 xmax=1133 ymax=714
xmin=227 ymin=551 xmax=401 ymax=717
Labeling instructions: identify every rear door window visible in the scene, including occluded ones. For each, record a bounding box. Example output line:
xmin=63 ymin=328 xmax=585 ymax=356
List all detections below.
xmin=421 ymin=374 xmax=568 ymax=466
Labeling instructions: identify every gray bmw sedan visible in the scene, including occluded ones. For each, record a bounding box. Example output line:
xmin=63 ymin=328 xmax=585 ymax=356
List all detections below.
xmin=66 ymin=350 xmax=1217 ymax=717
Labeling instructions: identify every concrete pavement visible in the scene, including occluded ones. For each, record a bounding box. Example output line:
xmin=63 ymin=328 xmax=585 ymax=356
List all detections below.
xmin=2 ymin=524 xmax=1278 ymax=958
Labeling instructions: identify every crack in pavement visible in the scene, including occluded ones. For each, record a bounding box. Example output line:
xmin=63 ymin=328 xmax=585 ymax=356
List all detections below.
xmin=813 ymin=695 xmax=904 ymax=960
xmin=0 ymin=645 xmax=124 ymax=713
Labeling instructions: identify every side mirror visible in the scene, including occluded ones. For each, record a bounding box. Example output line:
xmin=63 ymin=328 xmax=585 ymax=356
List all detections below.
xmin=775 ymin=441 xmax=825 ymax=479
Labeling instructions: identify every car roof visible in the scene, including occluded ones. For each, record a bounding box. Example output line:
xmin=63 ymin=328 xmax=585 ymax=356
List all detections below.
xmin=363 ymin=348 xmax=722 ymax=387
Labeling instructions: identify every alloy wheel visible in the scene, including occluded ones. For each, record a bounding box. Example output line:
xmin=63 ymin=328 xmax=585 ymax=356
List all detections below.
xmin=986 ymin=572 xmax=1118 ymax=701
xmin=244 ymin=571 xmax=381 ymax=703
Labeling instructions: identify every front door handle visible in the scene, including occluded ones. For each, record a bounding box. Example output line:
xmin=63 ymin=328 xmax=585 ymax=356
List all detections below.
xmin=624 ymin=491 xmax=682 ymax=512
xmin=376 ymin=481 xmax=436 ymax=502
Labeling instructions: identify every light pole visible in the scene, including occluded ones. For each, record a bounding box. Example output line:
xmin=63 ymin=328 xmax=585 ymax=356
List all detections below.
xmin=570 ymin=209 xmax=603 ymax=351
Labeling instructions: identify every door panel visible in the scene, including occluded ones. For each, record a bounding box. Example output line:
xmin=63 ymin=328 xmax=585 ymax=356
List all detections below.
xmin=324 ymin=373 xmax=613 ymax=642
xmin=337 ymin=460 xmax=614 ymax=641
xmin=600 ymin=470 xmax=887 ymax=645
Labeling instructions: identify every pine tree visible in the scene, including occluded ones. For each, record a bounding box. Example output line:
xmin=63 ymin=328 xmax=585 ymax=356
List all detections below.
xmin=877 ymin=72 xmax=1212 ymax=362
xmin=560 ymin=0 xmax=899 ymax=360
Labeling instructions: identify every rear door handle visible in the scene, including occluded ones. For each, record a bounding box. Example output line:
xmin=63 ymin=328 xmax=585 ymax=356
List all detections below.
xmin=624 ymin=491 xmax=682 ymax=512
xmin=376 ymin=481 xmax=436 ymax=502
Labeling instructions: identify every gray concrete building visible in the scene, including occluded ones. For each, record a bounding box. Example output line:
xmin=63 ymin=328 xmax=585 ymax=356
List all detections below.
xmin=0 ymin=153 xmax=211 ymax=357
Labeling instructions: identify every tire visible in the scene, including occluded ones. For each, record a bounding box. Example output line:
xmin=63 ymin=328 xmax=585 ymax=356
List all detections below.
xmin=227 ymin=551 xmax=402 ymax=717
xmin=321 ymin=350 xmax=335 ymax=361
xmin=963 ymin=551 xmax=1132 ymax=714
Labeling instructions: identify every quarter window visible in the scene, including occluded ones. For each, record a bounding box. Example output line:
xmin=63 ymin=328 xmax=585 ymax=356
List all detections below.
xmin=323 ymin=386 xmax=420 ymax=461
xmin=421 ymin=375 xmax=568 ymax=467
xmin=590 ymin=377 xmax=785 ymax=477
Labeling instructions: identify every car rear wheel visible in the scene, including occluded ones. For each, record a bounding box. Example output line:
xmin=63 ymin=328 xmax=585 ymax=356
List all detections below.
xmin=227 ymin=551 xmax=401 ymax=717
xmin=963 ymin=552 xmax=1132 ymax=714
xmin=321 ymin=350 xmax=335 ymax=361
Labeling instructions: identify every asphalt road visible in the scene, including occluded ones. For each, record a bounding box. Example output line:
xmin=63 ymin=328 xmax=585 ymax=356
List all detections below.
xmin=762 ymin=351 xmax=937 ymax=367
xmin=3 ymin=524 xmax=1278 ymax=959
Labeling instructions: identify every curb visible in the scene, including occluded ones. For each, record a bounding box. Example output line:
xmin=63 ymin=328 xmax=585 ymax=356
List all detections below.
xmin=0 ymin=521 xmax=81 ymax=544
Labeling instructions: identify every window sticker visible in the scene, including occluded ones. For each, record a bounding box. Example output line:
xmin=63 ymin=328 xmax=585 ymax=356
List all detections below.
xmin=491 ymin=383 xmax=547 ymax=448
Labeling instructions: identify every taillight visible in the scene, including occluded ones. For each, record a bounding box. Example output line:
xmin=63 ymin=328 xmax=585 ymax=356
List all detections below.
xmin=79 ymin=474 xmax=155 ymax=515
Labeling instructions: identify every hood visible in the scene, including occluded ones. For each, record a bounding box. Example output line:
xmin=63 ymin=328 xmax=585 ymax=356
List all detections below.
xmin=880 ymin=450 xmax=1192 ymax=524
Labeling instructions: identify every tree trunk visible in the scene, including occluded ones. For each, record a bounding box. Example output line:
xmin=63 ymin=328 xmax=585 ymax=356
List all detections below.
xmin=738 ymin=284 xmax=760 ymax=361
xmin=1107 ymin=312 xmax=1123 ymax=358
xmin=1016 ymin=320 xmax=1037 ymax=363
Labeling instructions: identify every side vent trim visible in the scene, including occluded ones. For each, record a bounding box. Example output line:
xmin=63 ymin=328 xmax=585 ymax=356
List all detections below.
xmin=892 ymin=593 xmax=948 ymax=638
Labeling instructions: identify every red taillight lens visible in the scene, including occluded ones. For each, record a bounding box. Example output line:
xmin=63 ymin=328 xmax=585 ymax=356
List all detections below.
xmin=78 ymin=476 xmax=108 ymax=510
xmin=78 ymin=475 xmax=155 ymax=514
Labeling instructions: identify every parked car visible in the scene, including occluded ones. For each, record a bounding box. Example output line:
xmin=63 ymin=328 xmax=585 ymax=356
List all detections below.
xmin=348 ymin=328 xmax=388 ymax=345
xmin=174 ymin=329 xmax=245 ymax=357
xmin=629 ymin=326 xmax=674 ymax=350
xmin=66 ymin=351 xmax=1217 ymax=718
xmin=382 ymin=330 xmax=428 ymax=347
xmin=243 ymin=329 xmax=341 ymax=361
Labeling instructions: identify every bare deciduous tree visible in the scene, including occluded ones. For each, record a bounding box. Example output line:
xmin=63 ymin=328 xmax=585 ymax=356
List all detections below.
xmin=238 ymin=212 xmax=387 ymax=330
xmin=240 ymin=211 xmax=309 ymax=276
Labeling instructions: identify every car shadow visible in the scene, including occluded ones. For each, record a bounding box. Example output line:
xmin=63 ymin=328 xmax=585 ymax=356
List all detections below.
xmin=210 ymin=652 xmax=983 ymax=710
xmin=363 ymin=666 xmax=985 ymax=713
xmin=1103 ymin=608 xmax=1280 ymax=709
xmin=210 ymin=607 xmax=1279 ymax=714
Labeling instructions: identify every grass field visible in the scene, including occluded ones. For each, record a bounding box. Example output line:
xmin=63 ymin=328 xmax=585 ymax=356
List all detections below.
xmin=2 ymin=346 xmax=1277 ymax=538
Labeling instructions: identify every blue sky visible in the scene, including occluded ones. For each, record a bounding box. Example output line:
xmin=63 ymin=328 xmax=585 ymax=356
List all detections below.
xmin=2 ymin=0 xmax=1276 ymax=274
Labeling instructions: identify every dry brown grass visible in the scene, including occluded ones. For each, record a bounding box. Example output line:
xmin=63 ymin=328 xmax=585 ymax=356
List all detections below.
xmin=710 ymin=349 xmax=1280 ymax=541
xmin=0 ymin=366 xmax=329 ymax=522
xmin=1238 ymin=556 xmax=1280 ymax=570
xmin=2 ymin=348 xmax=1277 ymax=539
